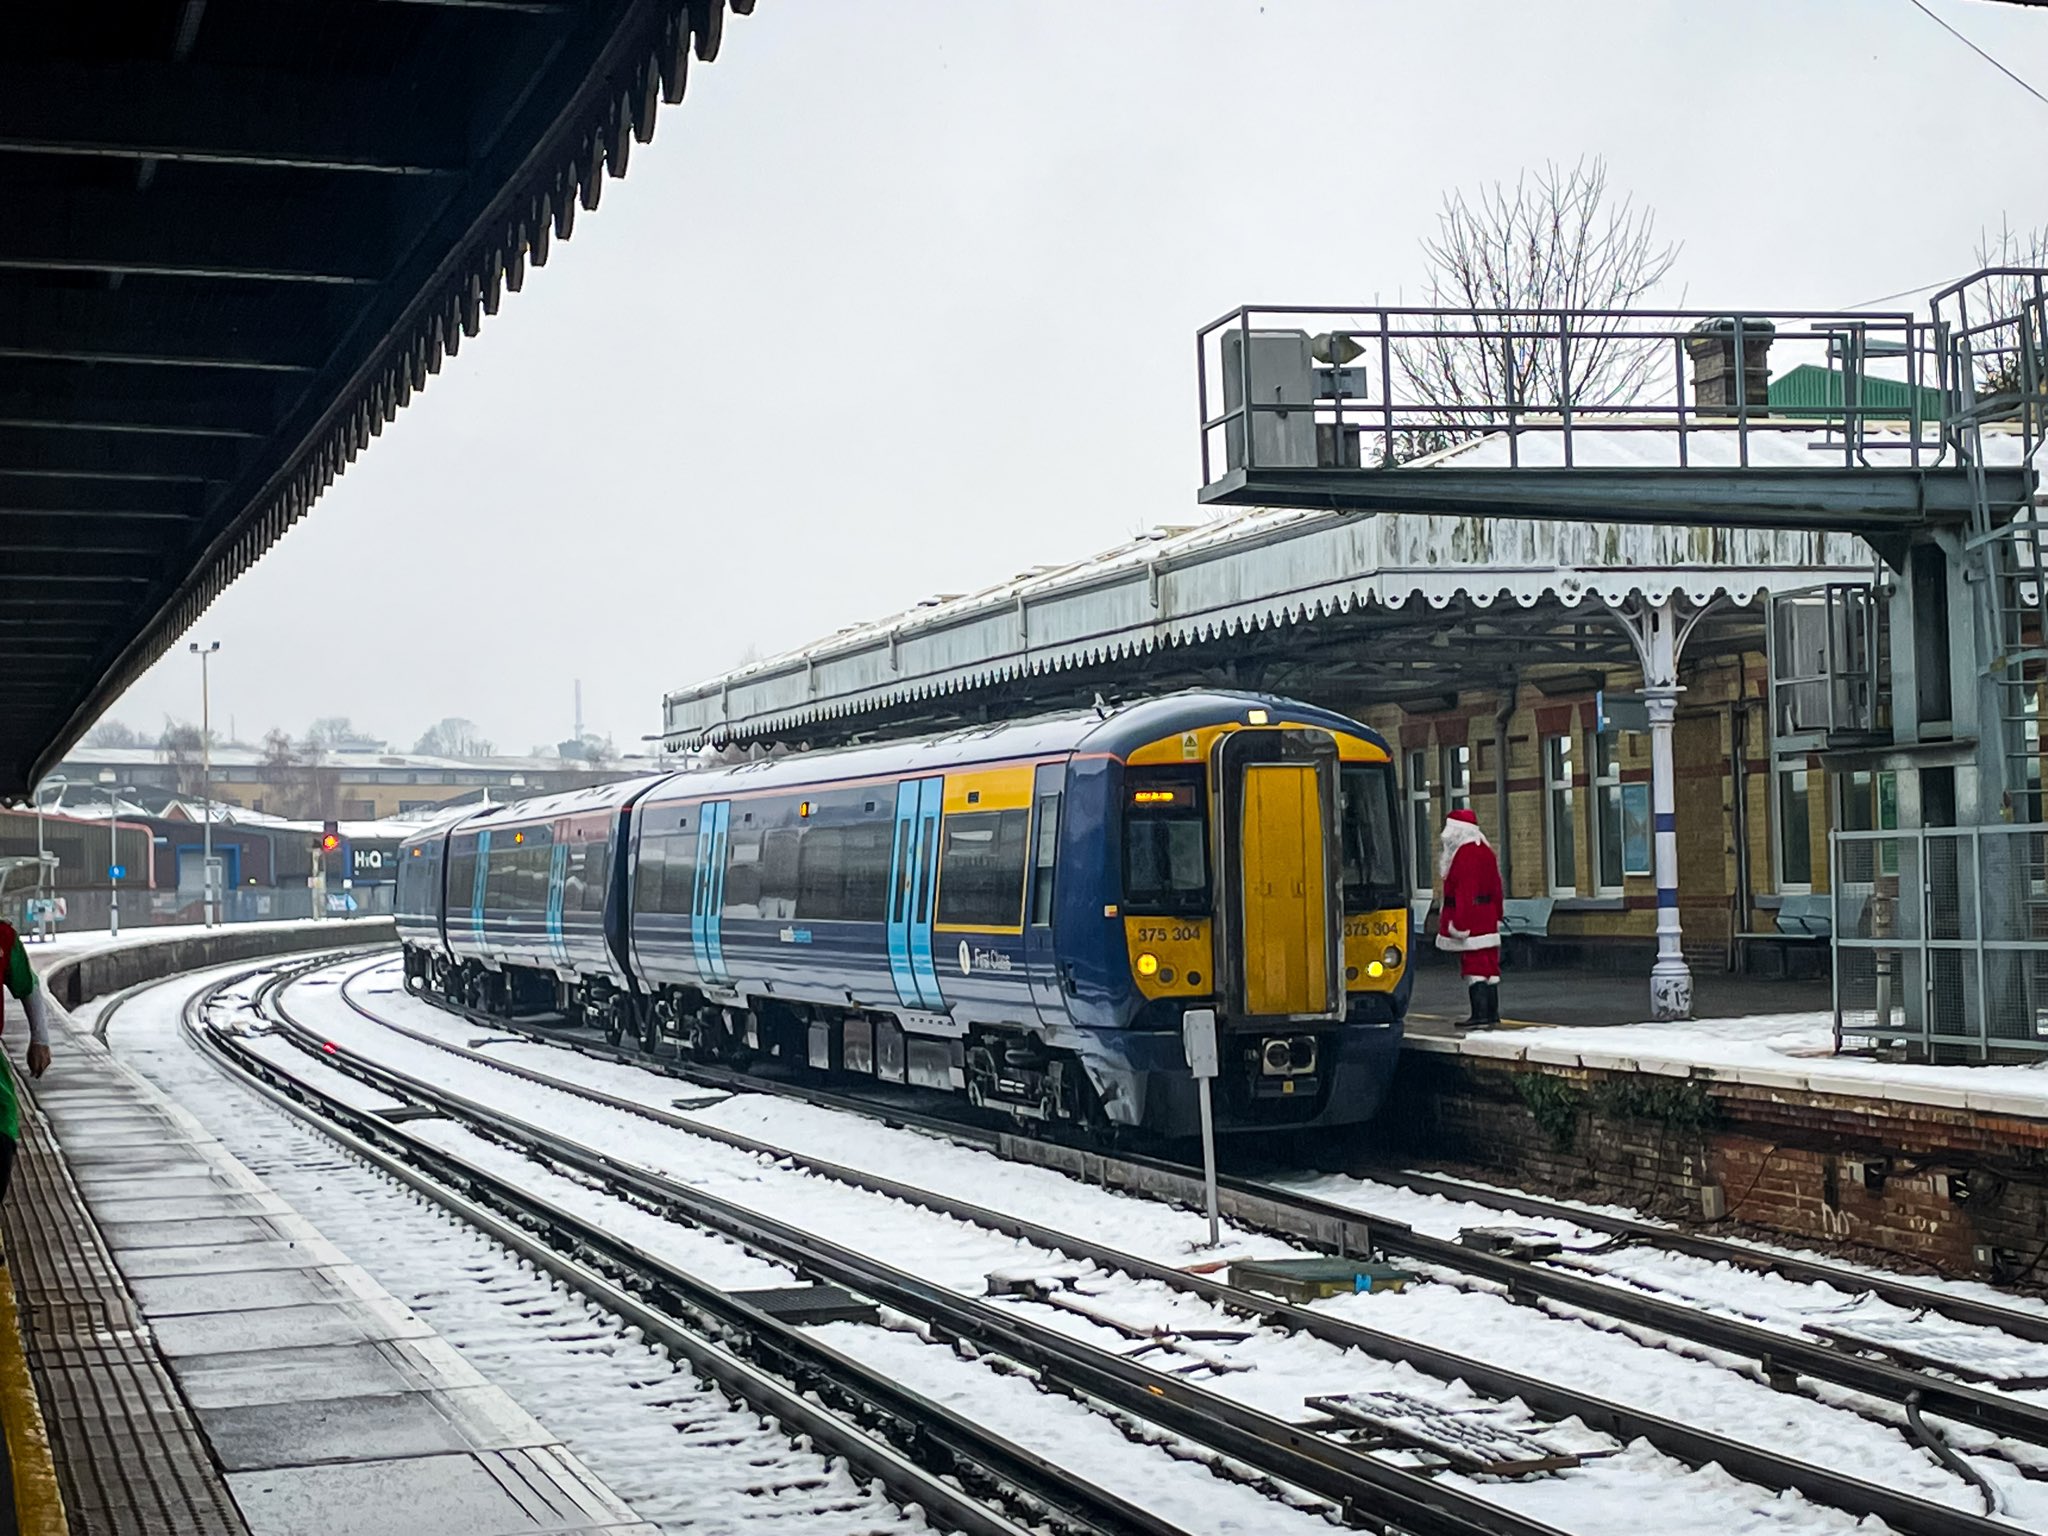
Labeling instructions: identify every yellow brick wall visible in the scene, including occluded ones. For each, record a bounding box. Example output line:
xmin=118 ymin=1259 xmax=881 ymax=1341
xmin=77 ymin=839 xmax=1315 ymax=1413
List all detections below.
xmin=1359 ymin=651 xmax=1832 ymax=950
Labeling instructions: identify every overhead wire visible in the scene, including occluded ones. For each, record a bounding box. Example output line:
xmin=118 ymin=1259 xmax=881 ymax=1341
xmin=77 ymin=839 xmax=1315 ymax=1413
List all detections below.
xmin=1906 ymin=0 xmax=2048 ymax=107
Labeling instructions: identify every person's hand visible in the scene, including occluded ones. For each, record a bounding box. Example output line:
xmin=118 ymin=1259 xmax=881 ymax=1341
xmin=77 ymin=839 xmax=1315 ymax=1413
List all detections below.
xmin=26 ymin=1043 xmax=50 ymax=1079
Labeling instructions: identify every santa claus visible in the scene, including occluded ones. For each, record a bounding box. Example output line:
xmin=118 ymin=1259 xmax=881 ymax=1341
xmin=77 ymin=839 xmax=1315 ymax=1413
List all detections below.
xmin=1435 ymin=808 xmax=1503 ymax=1028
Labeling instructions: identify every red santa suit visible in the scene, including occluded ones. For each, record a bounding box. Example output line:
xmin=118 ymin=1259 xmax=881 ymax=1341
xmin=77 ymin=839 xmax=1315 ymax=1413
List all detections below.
xmin=1435 ymin=809 xmax=1503 ymax=1023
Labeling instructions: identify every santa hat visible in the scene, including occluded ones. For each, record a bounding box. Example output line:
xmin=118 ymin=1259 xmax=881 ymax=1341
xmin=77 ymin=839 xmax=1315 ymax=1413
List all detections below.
xmin=1446 ymin=809 xmax=1480 ymax=826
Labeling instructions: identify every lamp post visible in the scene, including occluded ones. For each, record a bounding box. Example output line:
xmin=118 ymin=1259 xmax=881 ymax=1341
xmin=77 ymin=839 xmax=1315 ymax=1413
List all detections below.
xmin=96 ymin=772 xmax=138 ymax=938
xmin=189 ymin=640 xmax=221 ymax=926
xmin=31 ymin=775 xmax=65 ymax=941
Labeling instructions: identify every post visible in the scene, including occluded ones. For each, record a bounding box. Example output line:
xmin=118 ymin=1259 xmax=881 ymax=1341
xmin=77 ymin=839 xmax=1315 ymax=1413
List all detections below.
xmin=193 ymin=640 xmax=219 ymax=926
xmin=1182 ymin=1006 xmax=1222 ymax=1246
xmin=108 ymin=795 xmax=120 ymax=939
xmin=1613 ymin=596 xmax=1699 ymax=1022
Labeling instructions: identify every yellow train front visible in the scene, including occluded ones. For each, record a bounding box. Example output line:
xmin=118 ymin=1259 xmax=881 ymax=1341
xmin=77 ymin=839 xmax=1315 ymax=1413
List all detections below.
xmin=1055 ymin=693 xmax=1409 ymax=1137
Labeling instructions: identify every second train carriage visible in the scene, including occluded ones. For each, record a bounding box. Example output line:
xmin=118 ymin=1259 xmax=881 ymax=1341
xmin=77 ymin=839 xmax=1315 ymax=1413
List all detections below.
xmin=398 ymin=691 xmax=1411 ymax=1137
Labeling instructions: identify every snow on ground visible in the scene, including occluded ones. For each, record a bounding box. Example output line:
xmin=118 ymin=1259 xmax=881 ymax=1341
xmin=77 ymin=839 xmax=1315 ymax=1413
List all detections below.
xmin=99 ymin=964 xmax=921 ymax=1536
xmin=1429 ymin=1010 xmax=2048 ymax=1116
xmin=296 ymin=955 xmax=2048 ymax=1530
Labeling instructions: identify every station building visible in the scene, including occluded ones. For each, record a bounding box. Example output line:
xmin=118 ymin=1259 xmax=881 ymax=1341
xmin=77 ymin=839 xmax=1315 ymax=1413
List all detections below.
xmin=660 ymin=498 xmax=1876 ymax=976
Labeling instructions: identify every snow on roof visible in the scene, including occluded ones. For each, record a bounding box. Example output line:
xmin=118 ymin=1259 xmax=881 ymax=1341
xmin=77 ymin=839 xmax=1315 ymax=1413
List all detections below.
xmin=662 ymin=417 xmax=1901 ymax=747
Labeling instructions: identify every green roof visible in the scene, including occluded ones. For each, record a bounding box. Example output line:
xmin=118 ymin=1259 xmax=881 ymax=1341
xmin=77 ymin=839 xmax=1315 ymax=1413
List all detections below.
xmin=1768 ymin=364 xmax=1947 ymax=422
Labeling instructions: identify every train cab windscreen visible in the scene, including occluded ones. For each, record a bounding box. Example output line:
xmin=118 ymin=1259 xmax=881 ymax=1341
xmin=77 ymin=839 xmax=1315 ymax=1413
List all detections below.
xmin=1338 ymin=763 xmax=1404 ymax=912
xmin=1123 ymin=771 xmax=1209 ymax=914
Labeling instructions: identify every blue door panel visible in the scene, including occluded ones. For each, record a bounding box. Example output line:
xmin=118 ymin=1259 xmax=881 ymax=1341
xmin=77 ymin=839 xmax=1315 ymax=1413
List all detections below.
xmin=885 ymin=781 xmax=919 ymax=1006
xmin=910 ymin=776 xmax=944 ymax=1010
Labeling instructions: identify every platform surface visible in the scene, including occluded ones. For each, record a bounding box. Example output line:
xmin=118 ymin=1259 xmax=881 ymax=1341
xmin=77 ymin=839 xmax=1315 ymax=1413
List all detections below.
xmin=4 ymin=1009 xmax=654 ymax=1536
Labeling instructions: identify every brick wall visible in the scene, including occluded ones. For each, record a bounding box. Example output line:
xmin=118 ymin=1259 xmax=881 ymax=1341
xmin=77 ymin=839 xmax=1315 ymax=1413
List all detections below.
xmin=1377 ymin=1047 xmax=2048 ymax=1283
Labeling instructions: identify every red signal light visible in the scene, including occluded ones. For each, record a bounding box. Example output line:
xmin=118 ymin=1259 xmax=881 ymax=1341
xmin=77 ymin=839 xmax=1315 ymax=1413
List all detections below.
xmin=320 ymin=833 xmax=340 ymax=852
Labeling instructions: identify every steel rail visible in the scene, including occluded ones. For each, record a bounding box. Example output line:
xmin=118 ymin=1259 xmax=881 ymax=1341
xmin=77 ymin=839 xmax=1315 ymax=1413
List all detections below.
xmin=329 ymin=959 xmax=2025 ymax=1536
xmin=187 ymin=966 xmax=1192 ymax=1536
xmin=1347 ymin=1166 xmax=2048 ymax=1347
xmin=374 ymin=962 xmax=2048 ymax=1428
xmin=267 ymin=973 xmax=1579 ymax=1536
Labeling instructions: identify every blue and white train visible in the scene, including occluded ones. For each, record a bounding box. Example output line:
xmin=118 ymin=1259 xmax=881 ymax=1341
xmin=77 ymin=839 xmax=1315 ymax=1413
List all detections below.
xmin=396 ymin=692 xmax=1411 ymax=1137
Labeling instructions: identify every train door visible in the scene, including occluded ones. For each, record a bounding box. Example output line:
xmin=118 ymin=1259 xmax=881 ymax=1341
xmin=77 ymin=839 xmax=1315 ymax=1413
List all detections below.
xmin=470 ymin=829 xmax=491 ymax=947
xmin=691 ymin=800 xmax=731 ymax=985
xmin=1024 ymin=762 xmax=1066 ymax=1024
xmin=1213 ymin=730 xmax=1343 ymax=1021
xmin=546 ymin=841 xmax=569 ymax=969
xmin=886 ymin=777 xmax=945 ymax=1011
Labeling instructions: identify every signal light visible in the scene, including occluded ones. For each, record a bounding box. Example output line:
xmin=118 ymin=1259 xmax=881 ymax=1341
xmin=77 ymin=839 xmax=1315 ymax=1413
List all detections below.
xmin=320 ymin=833 xmax=340 ymax=853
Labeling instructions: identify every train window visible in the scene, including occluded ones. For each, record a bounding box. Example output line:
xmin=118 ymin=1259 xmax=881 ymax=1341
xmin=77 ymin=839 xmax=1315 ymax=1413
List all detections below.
xmin=485 ymin=844 xmax=518 ymax=908
xmin=795 ymin=822 xmax=890 ymax=922
xmin=935 ymin=810 xmax=1029 ymax=929
xmin=758 ymin=827 xmax=800 ymax=919
xmin=1029 ymin=794 xmax=1060 ymax=926
xmin=659 ymin=834 xmax=696 ymax=915
xmin=634 ymin=837 xmax=664 ymax=916
xmin=890 ymin=820 xmax=915 ymax=922
xmin=1339 ymin=764 xmax=1405 ymax=911
xmin=448 ymin=848 xmax=476 ymax=910
xmin=722 ymin=828 xmax=763 ymax=918
xmin=583 ymin=843 xmax=610 ymax=913
xmin=1123 ymin=770 xmax=1208 ymax=916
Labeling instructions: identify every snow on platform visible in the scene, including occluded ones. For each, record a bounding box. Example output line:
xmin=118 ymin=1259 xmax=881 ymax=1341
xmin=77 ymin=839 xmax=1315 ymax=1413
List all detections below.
xmin=1411 ymin=1011 xmax=2048 ymax=1121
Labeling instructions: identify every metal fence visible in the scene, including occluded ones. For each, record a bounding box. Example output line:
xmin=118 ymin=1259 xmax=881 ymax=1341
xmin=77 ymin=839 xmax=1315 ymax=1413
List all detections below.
xmin=1832 ymin=824 xmax=2048 ymax=1058
xmin=2 ymin=883 xmax=393 ymax=935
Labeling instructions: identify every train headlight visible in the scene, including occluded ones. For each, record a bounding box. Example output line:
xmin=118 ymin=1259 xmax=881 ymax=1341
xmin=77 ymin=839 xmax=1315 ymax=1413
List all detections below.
xmin=1366 ymin=960 xmax=1384 ymax=978
xmin=1136 ymin=952 xmax=1160 ymax=977
xmin=1382 ymin=945 xmax=1403 ymax=969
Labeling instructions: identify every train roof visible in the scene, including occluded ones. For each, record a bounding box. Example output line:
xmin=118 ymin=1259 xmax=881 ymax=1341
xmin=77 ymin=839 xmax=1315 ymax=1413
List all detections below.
xmin=637 ymin=691 xmax=1386 ymax=805
xmin=415 ymin=774 xmax=670 ymax=847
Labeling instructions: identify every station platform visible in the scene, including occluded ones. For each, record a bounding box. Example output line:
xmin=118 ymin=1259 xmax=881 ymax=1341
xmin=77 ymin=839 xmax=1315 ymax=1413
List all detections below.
xmin=1386 ymin=963 xmax=2048 ymax=1284
xmin=0 ymin=976 xmax=652 ymax=1536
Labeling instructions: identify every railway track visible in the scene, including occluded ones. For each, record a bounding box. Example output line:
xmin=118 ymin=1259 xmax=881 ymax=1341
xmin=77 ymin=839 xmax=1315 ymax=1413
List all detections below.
xmin=190 ymin=957 xmax=1606 ymax=1536
xmin=254 ymin=951 xmax=2048 ymax=1532
xmin=345 ymin=957 xmax=2048 ymax=1459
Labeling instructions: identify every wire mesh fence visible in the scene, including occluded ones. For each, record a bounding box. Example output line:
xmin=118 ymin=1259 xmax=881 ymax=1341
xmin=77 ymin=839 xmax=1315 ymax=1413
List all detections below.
xmin=1833 ymin=825 xmax=2048 ymax=1058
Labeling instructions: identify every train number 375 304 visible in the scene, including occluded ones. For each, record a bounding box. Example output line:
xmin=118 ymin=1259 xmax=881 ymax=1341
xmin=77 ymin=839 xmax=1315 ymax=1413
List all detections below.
xmin=1135 ymin=924 xmax=1204 ymax=944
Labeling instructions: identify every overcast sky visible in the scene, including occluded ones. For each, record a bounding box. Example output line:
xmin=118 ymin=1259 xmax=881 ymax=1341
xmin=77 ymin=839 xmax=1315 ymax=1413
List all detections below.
xmin=101 ymin=0 xmax=2048 ymax=758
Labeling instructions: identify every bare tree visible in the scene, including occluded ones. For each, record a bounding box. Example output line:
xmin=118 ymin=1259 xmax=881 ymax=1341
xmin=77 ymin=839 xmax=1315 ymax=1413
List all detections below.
xmin=557 ymin=734 xmax=615 ymax=767
xmin=83 ymin=718 xmax=145 ymax=749
xmin=1961 ymin=218 xmax=2048 ymax=396
xmin=413 ymin=717 xmax=495 ymax=758
xmin=260 ymin=729 xmax=319 ymax=819
xmin=158 ymin=719 xmax=207 ymax=799
xmin=1394 ymin=156 xmax=1680 ymax=454
xmin=306 ymin=716 xmax=360 ymax=751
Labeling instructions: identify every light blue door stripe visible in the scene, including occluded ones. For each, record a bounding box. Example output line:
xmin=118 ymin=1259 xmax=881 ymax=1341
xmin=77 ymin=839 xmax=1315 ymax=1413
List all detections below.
xmin=705 ymin=802 xmax=730 ymax=984
xmin=886 ymin=781 xmax=918 ymax=1007
xmin=909 ymin=777 xmax=944 ymax=1010
xmin=547 ymin=842 xmax=569 ymax=965
xmin=471 ymin=831 xmax=490 ymax=946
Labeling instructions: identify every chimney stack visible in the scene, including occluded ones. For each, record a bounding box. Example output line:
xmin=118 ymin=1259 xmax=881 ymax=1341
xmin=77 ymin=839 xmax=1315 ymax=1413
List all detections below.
xmin=1686 ymin=317 xmax=1775 ymax=413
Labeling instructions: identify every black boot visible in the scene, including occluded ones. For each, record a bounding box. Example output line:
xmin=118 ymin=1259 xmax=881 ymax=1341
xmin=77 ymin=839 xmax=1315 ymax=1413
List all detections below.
xmin=1482 ymin=981 xmax=1501 ymax=1027
xmin=1463 ymin=980 xmax=1487 ymax=1028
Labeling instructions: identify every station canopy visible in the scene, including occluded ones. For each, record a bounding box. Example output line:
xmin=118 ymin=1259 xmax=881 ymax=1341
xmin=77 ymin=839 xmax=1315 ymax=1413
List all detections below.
xmin=2 ymin=0 xmax=751 ymax=797
xmin=661 ymin=428 xmax=1881 ymax=754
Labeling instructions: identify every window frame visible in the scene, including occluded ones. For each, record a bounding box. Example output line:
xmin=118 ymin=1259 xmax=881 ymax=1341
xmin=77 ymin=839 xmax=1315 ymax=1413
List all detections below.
xmin=1592 ymin=729 xmax=1625 ymax=896
xmin=1774 ymin=759 xmax=1814 ymax=893
xmin=1441 ymin=743 xmax=1471 ymax=814
xmin=934 ymin=807 xmax=1031 ymax=931
xmin=1543 ymin=732 xmax=1578 ymax=897
xmin=1405 ymin=747 xmax=1433 ymax=897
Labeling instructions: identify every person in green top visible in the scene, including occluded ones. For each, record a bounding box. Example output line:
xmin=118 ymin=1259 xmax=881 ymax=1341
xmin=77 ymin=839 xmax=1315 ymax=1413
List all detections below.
xmin=0 ymin=919 xmax=52 ymax=1200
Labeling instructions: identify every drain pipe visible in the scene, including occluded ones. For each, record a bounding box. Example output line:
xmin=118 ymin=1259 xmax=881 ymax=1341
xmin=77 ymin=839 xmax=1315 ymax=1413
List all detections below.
xmin=1494 ymin=673 xmax=1518 ymax=892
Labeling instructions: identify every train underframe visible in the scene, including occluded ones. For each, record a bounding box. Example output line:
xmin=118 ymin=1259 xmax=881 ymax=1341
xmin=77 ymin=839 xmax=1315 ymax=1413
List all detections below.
xmin=404 ymin=946 xmax=1391 ymax=1138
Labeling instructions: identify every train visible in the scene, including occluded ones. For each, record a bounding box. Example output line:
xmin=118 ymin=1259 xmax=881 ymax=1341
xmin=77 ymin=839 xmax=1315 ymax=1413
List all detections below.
xmin=396 ymin=691 xmax=1411 ymax=1138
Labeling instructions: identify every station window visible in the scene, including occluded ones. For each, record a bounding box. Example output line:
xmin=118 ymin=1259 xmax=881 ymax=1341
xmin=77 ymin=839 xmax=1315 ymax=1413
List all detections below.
xmin=1441 ymin=744 xmax=1470 ymax=814
xmin=1544 ymin=734 xmax=1578 ymax=895
xmin=1593 ymin=731 xmax=1624 ymax=895
xmin=1776 ymin=762 xmax=1813 ymax=891
xmin=937 ymin=810 xmax=1030 ymax=928
xmin=1405 ymin=749 xmax=1432 ymax=895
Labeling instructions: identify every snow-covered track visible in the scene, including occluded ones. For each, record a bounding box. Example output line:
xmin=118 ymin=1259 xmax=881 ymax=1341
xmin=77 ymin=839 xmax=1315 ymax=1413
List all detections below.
xmin=1348 ymin=1166 xmax=2048 ymax=1346
xmin=326 ymin=958 xmax=2031 ymax=1536
xmin=375 ymin=959 xmax=2048 ymax=1472
xmin=183 ymin=961 xmax=1189 ymax=1536
xmin=236 ymin=966 xmax=1596 ymax=1536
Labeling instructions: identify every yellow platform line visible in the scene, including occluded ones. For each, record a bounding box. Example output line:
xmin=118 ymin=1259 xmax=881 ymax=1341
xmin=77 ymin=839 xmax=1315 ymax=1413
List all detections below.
xmin=1407 ymin=1010 xmax=1553 ymax=1032
xmin=0 ymin=1262 xmax=66 ymax=1536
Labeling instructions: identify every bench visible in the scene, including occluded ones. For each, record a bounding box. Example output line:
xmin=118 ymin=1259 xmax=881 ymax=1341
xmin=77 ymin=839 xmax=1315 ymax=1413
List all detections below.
xmin=1736 ymin=893 xmax=1836 ymax=978
xmin=1499 ymin=897 xmax=1555 ymax=969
